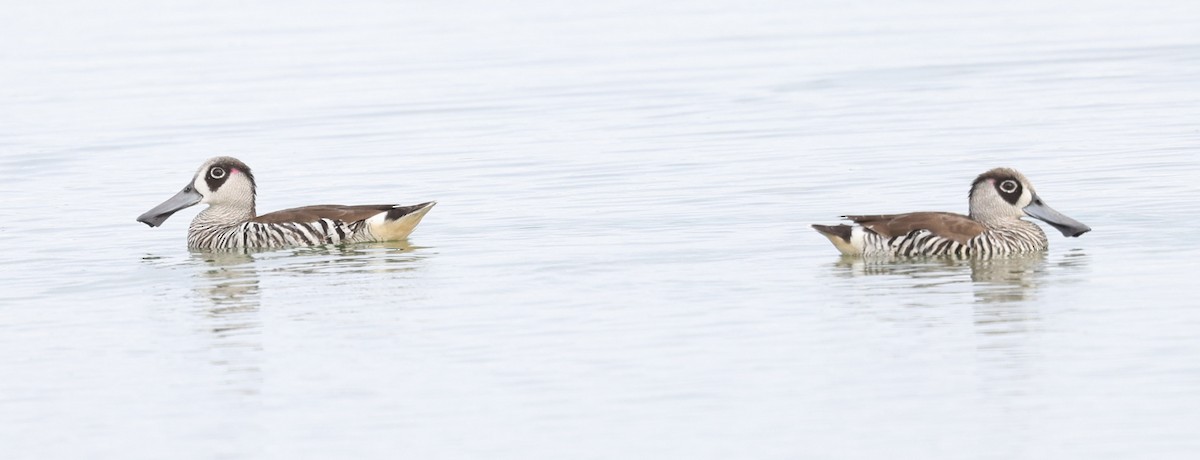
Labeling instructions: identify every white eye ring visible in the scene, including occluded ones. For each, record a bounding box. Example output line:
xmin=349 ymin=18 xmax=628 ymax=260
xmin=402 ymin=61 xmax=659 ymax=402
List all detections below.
xmin=999 ymin=179 xmax=1018 ymax=193
xmin=210 ymin=167 xmax=226 ymax=179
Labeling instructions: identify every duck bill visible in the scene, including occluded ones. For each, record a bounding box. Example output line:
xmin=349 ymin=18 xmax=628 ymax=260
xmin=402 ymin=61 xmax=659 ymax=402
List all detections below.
xmin=137 ymin=186 xmax=202 ymax=227
xmin=1024 ymin=196 xmax=1091 ymax=237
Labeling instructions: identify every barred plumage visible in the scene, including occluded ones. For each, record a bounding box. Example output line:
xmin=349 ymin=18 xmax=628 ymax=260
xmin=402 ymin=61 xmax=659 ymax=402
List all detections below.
xmin=856 ymin=221 xmax=1048 ymax=258
xmin=813 ymin=168 xmax=1089 ymax=258
xmin=185 ymin=219 xmax=356 ymax=249
xmin=138 ymin=156 xmax=435 ymax=250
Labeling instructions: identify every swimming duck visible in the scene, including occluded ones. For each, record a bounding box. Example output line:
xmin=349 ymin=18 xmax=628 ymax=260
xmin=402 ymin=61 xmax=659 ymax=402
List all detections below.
xmin=137 ymin=156 xmax=434 ymax=249
xmin=812 ymin=168 xmax=1089 ymax=257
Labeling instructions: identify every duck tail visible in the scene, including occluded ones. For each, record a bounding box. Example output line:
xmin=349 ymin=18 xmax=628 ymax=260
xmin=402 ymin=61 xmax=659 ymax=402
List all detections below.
xmin=812 ymin=224 xmax=861 ymax=256
xmin=368 ymin=201 xmax=436 ymax=241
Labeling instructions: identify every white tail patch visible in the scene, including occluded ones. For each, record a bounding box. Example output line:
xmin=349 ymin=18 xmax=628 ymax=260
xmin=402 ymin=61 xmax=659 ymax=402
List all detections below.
xmin=818 ymin=226 xmax=866 ymax=256
xmin=365 ymin=202 xmax=436 ymax=241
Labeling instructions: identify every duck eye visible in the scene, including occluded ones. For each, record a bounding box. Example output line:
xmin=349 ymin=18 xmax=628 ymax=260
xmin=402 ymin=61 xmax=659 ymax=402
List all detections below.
xmin=210 ymin=167 xmax=226 ymax=179
xmin=999 ymin=180 xmax=1018 ymax=193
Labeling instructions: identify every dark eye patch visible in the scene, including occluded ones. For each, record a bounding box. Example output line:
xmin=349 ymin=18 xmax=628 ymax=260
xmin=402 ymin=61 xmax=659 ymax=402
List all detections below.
xmin=995 ymin=178 xmax=1023 ymax=205
xmin=200 ymin=158 xmax=256 ymax=196
xmin=206 ymin=165 xmax=230 ymax=192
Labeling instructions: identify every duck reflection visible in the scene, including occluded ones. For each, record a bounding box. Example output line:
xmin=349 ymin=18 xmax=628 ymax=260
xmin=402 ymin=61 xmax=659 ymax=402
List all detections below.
xmin=194 ymin=240 xmax=426 ymax=279
xmin=271 ymin=240 xmax=428 ymax=275
xmin=194 ymin=250 xmax=260 ymax=312
xmin=184 ymin=241 xmax=429 ymax=396
xmin=830 ymin=252 xmax=1053 ymax=304
xmin=967 ymin=252 xmax=1046 ymax=304
xmin=967 ymin=254 xmax=1049 ymax=401
xmin=829 ymin=250 xmax=1090 ymax=398
xmin=190 ymin=250 xmax=263 ymax=396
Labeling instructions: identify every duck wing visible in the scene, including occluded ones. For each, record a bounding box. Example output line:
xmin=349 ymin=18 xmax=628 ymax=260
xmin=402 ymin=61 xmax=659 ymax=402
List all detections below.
xmin=843 ymin=212 xmax=985 ymax=245
xmin=252 ymin=204 xmax=396 ymax=224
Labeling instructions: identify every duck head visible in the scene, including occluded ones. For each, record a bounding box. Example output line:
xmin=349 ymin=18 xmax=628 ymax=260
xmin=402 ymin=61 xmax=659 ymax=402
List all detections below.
xmin=968 ymin=167 xmax=1090 ymax=237
xmin=137 ymin=156 xmax=257 ymax=227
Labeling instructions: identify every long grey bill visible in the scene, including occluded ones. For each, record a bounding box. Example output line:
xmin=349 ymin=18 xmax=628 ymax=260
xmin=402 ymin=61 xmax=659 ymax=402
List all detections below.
xmin=1023 ymin=196 xmax=1091 ymax=237
xmin=137 ymin=185 xmax=202 ymax=227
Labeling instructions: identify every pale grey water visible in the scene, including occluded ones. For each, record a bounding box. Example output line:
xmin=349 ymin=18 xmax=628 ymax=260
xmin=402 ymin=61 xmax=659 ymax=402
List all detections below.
xmin=2 ymin=0 xmax=1199 ymax=458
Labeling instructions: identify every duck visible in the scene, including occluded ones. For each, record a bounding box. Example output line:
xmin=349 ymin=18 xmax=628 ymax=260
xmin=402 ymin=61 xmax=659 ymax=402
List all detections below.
xmin=812 ymin=168 xmax=1090 ymax=257
xmin=137 ymin=156 xmax=435 ymax=249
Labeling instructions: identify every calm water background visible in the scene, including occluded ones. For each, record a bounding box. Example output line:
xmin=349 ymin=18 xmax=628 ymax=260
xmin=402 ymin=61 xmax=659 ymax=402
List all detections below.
xmin=2 ymin=0 xmax=1199 ymax=458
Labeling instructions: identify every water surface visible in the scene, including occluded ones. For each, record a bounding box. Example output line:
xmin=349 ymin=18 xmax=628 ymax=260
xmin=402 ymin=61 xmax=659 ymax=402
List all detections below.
xmin=2 ymin=1 xmax=1200 ymax=459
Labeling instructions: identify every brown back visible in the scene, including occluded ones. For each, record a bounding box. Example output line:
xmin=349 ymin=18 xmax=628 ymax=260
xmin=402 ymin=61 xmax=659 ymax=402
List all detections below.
xmin=252 ymin=204 xmax=395 ymax=224
xmin=844 ymin=212 xmax=986 ymax=245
